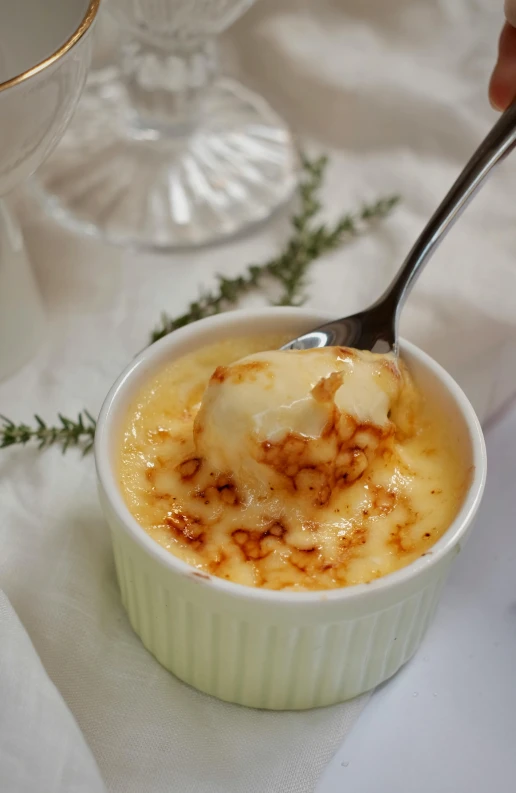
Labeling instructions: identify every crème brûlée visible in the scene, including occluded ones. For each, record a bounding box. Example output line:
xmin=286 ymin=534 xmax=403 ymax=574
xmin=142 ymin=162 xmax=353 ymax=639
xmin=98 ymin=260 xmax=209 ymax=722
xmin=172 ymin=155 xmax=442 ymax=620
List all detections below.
xmin=118 ymin=334 xmax=469 ymax=591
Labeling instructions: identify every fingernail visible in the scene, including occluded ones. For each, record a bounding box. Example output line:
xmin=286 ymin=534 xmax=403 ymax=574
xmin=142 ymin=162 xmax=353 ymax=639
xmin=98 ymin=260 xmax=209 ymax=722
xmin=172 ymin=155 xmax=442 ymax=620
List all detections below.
xmin=489 ymin=93 xmax=503 ymax=111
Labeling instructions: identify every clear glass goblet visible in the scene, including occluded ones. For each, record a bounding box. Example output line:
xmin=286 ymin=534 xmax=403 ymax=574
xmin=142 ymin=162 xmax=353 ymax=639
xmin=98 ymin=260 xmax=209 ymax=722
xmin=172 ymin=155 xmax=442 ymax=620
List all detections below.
xmin=31 ymin=0 xmax=299 ymax=251
xmin=0 ymin=0 xmax=100 ymax=381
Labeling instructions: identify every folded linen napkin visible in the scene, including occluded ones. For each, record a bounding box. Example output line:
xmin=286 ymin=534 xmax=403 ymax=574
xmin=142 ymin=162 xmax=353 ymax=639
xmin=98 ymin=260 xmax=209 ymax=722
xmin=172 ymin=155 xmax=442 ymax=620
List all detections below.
xmin=0 ymin=591 xmax=105 ymax=793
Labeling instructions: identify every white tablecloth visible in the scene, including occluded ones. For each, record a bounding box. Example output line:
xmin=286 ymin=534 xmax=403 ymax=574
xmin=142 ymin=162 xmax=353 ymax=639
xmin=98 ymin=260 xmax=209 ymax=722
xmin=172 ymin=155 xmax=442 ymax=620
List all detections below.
xmin=1 ymin=1 xmax=515 ymax=791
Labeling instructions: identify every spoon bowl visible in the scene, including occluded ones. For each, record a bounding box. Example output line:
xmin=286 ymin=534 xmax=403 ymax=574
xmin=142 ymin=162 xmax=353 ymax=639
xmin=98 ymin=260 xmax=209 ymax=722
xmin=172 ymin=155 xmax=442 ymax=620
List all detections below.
xmin=281 ymin=298 xmax=395 ymax=354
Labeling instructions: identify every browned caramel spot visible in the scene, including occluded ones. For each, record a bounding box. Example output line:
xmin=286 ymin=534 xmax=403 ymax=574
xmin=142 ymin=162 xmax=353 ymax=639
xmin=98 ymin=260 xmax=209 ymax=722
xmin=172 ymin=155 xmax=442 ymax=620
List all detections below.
xmin=369 ymin=485 xmax=397 ymax=517
xmin=211 ymin=359 xmax=269 ymax=385
xmin=193 ymin=474 xmax=241 ymax=507
xmin=388 ymin=508 xmax=418 ymax=554
xmin=288 ymin=547 xmax=345 ymax=581
xmin=215 ymin=475 xmax=240 ymax=506
xmin=178 ymin=457 xmax=201 ymax=480
xmin=207 ymin=549 xmax=229 ymax=574
xmin=311 ymin=371 xmax=344 ymax=403
xmin=193 ymin=421 xmax=203 ymax=440
xmin=340 ymin=526 xmax=368 ymax=552
xmin=381 ymin=357 xmax=401 ymax=380
xmin=165 ymin=511 xmax=205 ymax=550
xmin=147 ymin=428 xmax=171 ymax=444
xmin=232 ymin=529 xmax=270 ymax=560
xmin=258 ymin=419 xmax=392 ymax=504
xmin=335 ymin=448 xmax=368 ymax=484
xmin=337 ymin=346 xmax=358 ymax=359
xmin=211 ymin=365 xmax=228 ymax=383
xmin=267 ymin=520 xmax=287 ymax=537
xmin=261 ymin=434 xmax=304 ymax=471
xmin=294 ymin=468 xmax=331 ymax=506
xmin=231 ymin=519 xmax=287 ymax=561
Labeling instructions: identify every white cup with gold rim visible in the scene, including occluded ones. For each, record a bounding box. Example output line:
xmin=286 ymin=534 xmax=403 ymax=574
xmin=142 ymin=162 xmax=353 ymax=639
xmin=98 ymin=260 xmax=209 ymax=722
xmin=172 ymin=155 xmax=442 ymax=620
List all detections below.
xmin=0 ymin=0 xmax=100 ymax=381
xmin=95 ymin=307 xmax=486 ymax=710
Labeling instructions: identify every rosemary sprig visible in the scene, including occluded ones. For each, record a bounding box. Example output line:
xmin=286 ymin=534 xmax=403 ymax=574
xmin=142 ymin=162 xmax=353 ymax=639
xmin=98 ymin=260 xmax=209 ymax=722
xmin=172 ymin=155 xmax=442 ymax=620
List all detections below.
xmin=151 ymin=154 xmax=399 ymax=343
xmin=0 ymin=411 xmax=96 ymax=454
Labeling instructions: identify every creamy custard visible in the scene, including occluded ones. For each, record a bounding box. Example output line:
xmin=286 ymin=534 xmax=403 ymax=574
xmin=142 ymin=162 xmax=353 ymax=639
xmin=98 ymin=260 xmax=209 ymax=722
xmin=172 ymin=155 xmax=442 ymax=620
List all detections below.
xmin=118 ymin=334 xmax=468 ymax=591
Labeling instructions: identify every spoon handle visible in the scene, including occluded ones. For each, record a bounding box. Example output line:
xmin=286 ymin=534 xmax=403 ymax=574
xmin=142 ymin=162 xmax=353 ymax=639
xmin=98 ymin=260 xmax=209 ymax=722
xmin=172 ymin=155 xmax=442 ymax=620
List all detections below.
xmin=380 ymin=100 xmax=516 ymax=315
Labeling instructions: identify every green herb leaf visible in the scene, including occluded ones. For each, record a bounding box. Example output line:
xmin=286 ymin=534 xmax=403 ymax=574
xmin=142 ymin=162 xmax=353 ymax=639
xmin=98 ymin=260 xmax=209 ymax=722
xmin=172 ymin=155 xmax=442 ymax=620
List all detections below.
xmin=0 ymin=411 xmax=96 ymax=454
xmin=151 ymin=154 xmax=399 ymax=343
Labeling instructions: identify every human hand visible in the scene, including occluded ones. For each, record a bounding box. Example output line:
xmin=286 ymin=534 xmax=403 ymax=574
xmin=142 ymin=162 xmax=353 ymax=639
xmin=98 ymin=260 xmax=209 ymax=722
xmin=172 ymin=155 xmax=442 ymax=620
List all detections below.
xmin=490 ymin=1 xmax=516 ymax=110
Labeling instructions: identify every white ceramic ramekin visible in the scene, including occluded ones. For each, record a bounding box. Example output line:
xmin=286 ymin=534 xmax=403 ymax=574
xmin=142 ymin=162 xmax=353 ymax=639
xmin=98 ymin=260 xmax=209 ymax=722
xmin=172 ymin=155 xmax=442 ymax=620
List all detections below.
xmin=95 ymin=308 xmax=486 ymax=710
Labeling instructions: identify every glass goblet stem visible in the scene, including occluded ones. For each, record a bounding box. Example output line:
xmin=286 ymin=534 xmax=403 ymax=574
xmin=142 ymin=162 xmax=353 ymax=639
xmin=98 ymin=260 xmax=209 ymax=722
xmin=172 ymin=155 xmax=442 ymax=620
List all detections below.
xmin=121 ymin=37 xmax=218 ymax=135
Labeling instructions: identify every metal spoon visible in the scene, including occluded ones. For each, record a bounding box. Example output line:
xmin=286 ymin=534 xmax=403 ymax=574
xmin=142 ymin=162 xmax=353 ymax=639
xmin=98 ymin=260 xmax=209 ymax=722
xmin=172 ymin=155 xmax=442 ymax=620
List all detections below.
xmin=282 ymin=101 xmax=516 ymax=354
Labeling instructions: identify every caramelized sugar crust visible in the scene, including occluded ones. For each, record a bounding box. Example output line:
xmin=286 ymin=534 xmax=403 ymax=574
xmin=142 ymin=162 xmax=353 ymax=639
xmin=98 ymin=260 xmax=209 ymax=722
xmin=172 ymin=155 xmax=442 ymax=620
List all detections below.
xmin=118 ymin=335 xmax=468 ymax=591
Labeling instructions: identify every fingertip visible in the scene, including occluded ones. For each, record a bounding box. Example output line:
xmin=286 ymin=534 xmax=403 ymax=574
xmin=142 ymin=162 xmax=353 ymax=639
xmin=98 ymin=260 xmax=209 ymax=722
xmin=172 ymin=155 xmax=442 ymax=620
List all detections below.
xmin=489 ymin=95 xmax=504 ymax=112
xmin=489 ymin=22 xmax=516 ymax=111
xmin=489 ymin=71 xmax=508 ymax=111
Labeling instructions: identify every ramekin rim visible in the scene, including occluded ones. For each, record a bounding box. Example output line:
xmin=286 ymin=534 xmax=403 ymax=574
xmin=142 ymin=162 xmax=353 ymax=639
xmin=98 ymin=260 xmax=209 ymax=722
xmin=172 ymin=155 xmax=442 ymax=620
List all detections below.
xmin=94 ymin=307 xmax=487 ymax=605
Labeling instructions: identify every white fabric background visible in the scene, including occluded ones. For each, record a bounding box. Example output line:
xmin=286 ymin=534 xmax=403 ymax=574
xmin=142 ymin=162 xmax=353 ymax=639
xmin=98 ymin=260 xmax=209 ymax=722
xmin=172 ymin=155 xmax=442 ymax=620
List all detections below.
xmin=1 ymin=1 xmax=515 ymax=791
xmin=0 ymin=592 xmax=106 ymax=793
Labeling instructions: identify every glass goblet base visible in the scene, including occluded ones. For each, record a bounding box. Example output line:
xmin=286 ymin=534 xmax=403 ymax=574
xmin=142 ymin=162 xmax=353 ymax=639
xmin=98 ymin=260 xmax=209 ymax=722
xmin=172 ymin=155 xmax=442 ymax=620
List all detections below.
xmin=31 ymin=76 xmax=299 ymax=250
